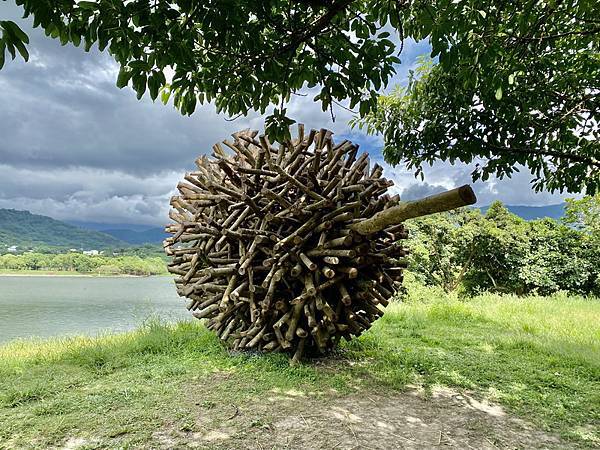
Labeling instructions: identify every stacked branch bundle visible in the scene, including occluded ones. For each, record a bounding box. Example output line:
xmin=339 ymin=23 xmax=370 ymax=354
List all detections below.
xmin=164 ymin=125 xmax=476 ymax=362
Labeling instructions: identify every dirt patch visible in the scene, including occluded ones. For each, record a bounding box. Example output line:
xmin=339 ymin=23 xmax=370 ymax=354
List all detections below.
xmin=52 ymin=436 xmax=99 ymax=450
xmin=153 ymin=385 xmax=572 ymax=449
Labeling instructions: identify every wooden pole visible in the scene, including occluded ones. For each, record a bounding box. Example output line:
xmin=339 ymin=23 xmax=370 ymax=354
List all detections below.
xmin=350 ymin=185 xmax=477 ymax=235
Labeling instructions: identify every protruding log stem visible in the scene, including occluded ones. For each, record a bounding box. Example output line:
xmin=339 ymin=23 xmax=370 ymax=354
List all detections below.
xmin=350 ymin=185 xmax=477 ymax=235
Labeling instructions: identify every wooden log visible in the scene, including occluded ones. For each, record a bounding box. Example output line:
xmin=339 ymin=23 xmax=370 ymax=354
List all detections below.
xmin=323 ymin=256 xmax=339 ymax=265
xmin=322 ymin=235 xmax=353 ymax=248
xmin=321 ymin=265 xmax=336 ymax=279
xmin=337 ymin=266 xmax=358 ymax=279
xmin=299 ymin=253 xmax=317 ymax=271
xmin=351 ymin=185 xmax=477 ymax=235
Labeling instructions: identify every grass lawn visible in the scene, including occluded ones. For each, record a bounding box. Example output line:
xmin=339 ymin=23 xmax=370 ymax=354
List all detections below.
xmin=1 ymin=289 xmax=598 ymax=448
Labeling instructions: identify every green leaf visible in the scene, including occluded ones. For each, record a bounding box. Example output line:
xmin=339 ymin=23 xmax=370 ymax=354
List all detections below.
xmin=13 ymin=39 xmax=29 ymax=62
xmin=116 ymin=67 xmax=131 ymax=88
xmin=5 ymin=40 xmax=15 ymax=60
xmin=59 ymin=28 xmax=69 ymax=46
xmin=0 ymin=41 xmax=5 ymax=70
xmin=132 ymin=72 xmax=147 ymax=99
xmin=4 ymin=21 xmax=29 ymax=44
xmin=78 ymin=1 xmax=98 ymax=10
xmin=185 ymin=94 xmax=196 ymax=115
xmin=84 ymin=36 xmax=94 ymax=52
xmin=71 ymin=32 xmax=81 ymax=48
xmin=148 ymin=74 xmax=159 ymax=101
xmin=49 ymin=26 xmax=60 ymax=39
xmin=160 ymin=87 xmax=171 ymax=105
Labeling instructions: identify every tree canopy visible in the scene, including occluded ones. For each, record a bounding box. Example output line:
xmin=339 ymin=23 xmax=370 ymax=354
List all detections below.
xmin=0 ymin=0 xmax=405 ymax=140
xmin=357 ymin=1 xmax=600 ymax=194
xmin=1 ymin=0 xmax=598 ymax=193
xmin=407 ymin=198 xmax=600 ymax=296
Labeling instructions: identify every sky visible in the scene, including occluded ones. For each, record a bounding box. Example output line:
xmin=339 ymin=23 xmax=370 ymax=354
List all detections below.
xmin=0 ymin=4 xmax=571 ymax=226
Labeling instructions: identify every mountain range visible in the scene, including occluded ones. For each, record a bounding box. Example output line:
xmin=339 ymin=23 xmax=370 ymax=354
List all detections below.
xmin=0 ymin=209 xmax=127 ymax=250
xmin=66 ymin=220 xmax=168 ymax=245
xmin=479 ymin=203 xmax=565 ymax=220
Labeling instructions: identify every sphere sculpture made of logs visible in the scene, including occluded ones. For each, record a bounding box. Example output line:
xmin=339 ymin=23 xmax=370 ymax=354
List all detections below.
xmin=164 ymin=125 xmax=476 ymax=363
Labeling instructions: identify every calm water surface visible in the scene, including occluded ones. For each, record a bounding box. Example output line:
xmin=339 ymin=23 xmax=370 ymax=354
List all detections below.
xmin=0 ymin=276 xmax=190 ymax=344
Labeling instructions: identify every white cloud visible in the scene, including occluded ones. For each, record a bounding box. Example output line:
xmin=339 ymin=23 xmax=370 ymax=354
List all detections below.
xmin=0 ymin=164 xmax=180 ymax=225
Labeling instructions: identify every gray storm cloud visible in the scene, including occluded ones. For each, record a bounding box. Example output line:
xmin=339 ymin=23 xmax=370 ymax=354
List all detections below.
xmin=0 ymin=3 xmax=569 ymax=225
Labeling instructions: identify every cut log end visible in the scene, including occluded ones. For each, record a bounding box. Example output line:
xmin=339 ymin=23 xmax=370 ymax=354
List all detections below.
xmin=458 ymin=184 xmax=477 ymax=206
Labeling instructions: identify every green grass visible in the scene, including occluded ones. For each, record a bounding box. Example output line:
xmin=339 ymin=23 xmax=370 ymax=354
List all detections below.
xmin=1 ymin=289 xmax=598 ymax=448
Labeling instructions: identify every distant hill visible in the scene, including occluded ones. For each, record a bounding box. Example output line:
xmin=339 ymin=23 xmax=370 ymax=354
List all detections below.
xmin=0 ymin=209 xmax=128 ymax=250
xmin=66 ymin=220 xmax=156 ymax=232
xmin=67 ymin=220 xmax=168 ymax=244
xmin=480 ymin=203 xmax=565 ymax=221
xmin=100 ymin=228 xmax=167 ymax=245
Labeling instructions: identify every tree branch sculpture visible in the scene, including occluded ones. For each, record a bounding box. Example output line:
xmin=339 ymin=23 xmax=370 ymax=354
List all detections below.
xmin=164 ymin=125 xmax=476 ymax=362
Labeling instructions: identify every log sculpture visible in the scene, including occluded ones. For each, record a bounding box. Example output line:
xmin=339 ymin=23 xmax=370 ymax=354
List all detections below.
xmin=164 ymin=125 xmax=477 ymax=362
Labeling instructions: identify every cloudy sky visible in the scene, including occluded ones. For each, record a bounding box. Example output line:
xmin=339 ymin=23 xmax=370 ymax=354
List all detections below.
xmin=0 ymin=4 xmax=570 ymax=226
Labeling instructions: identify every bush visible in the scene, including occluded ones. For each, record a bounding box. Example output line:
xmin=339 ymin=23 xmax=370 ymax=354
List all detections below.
xmin=406 ymin=197 xmax=600 ymax=296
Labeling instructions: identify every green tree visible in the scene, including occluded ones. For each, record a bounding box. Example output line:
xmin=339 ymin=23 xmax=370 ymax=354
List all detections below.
xmin=20 ymin=252 xmax=48 ymax=270
xmin=564 ymin=195 xmax=600 ymax=235
xmin=356 ymin=1 xmax=599 ymax=194
xmin=520 ymin=219 xmax=597 ymax=295
xmin=407 ymin=203 xmax=531 ymax=295
xmin=460 ymin=203 xmax=529 ymax=294
xmin=407 ymin=200 xmax=599 ymax=296
xmin=0 ymin=253 xmax=26 ymax=270
xmin=562 ymin=195 xmax=600 ymax=293
xmin=50 ymin=253 xmax=76 ymax=271
xmin=406 ymin=208 xmax=480 ymax=292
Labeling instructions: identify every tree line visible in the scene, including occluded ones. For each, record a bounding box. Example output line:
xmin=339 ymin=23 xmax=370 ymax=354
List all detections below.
xmin=0 ymin=252 xmax=167 ymax=276
xmin=406 ymin=196 xmax=599 ymax=296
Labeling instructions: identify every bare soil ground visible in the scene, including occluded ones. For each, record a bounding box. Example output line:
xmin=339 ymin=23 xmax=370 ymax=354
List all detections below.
xmin=150 ymin=386 xmax=571 ymax=450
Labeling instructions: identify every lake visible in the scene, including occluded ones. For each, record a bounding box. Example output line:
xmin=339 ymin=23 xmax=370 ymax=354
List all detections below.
xmin=0 ymin=276 xmax=190 ymax=344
